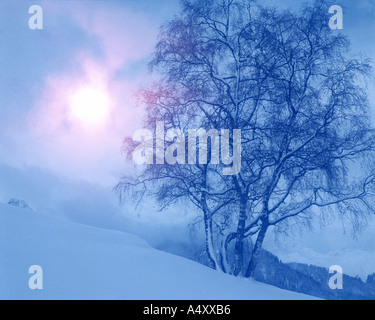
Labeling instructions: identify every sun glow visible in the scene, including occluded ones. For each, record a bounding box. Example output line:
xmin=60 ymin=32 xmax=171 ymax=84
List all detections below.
xmin=69 ymin=86 xmax=110 ymax=126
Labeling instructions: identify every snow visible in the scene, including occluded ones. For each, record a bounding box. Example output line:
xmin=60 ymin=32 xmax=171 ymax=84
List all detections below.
xmin=1 ymin=163 xmax=372 ymax=285
xmin=0 ymin=203 xmax=317 ymax=300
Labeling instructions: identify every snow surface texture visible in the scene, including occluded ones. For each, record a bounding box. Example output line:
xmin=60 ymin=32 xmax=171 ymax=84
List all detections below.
xmin=0 ymin=203 xmax=316 ymax=300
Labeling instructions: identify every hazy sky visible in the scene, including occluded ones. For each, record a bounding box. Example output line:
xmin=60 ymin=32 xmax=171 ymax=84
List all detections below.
xmin=0 ymin=0 xmax=374 ymax=187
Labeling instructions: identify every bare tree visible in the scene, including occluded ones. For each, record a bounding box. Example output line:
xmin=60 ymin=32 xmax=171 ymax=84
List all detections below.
xmin=117 ymin=0 xmax=375 ymax=277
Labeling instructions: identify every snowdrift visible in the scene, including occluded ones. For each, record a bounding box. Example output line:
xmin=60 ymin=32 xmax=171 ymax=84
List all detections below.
xmin=0 ymin=203 xmax=316 ymax=300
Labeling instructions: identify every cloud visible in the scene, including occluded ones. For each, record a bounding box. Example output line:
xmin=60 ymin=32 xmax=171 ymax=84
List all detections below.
xmin=42 ymin=0 xmax=158 ymax=72
xmin=20 ymin=1 xmax=162 ymax=185
xmin=77 ymin=7 xmax=156 ymax=71
xmin=0 ymin=0 xmax=180 ymax=187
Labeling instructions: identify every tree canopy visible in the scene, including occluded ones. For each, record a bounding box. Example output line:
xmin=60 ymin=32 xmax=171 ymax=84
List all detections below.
xmin=117 ymin=0 xmax=375 ymax=277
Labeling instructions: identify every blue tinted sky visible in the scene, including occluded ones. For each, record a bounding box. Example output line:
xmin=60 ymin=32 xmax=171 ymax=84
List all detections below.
xmin=0 ymin=0 xmax=374 ymax=186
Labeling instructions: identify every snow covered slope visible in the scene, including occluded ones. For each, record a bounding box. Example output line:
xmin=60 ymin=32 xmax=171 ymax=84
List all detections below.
xmin=0 ymin=203 xmax=316 ymax=300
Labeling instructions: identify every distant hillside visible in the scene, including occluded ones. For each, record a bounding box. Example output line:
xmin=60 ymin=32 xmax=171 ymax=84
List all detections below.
xmin=252 ymin=250 xmax=375 ymax=300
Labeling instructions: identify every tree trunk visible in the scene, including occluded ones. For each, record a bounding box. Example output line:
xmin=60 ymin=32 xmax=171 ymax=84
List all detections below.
xmin=203 ymin=209 xmax=217 ymax=270
xmin=199 ymin=164 xmax=217 ymax=270
xmin=245 ymin=219 xmax=268 ymax=278
xmin=233 ymin=198 xmax=247 ymax=276
xmin=201 ymin=182 xmax=221 ymax=271
xmin=222 ymin=232 xmax=236 ymax=273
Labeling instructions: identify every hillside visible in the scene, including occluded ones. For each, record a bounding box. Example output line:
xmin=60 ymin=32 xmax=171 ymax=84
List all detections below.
xmin=0 ymin=203 xmax=316 ymax=300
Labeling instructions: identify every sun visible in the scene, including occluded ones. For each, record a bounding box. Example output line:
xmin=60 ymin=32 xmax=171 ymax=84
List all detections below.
xmin=69 ymin=86 xmax=110 ymax=126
